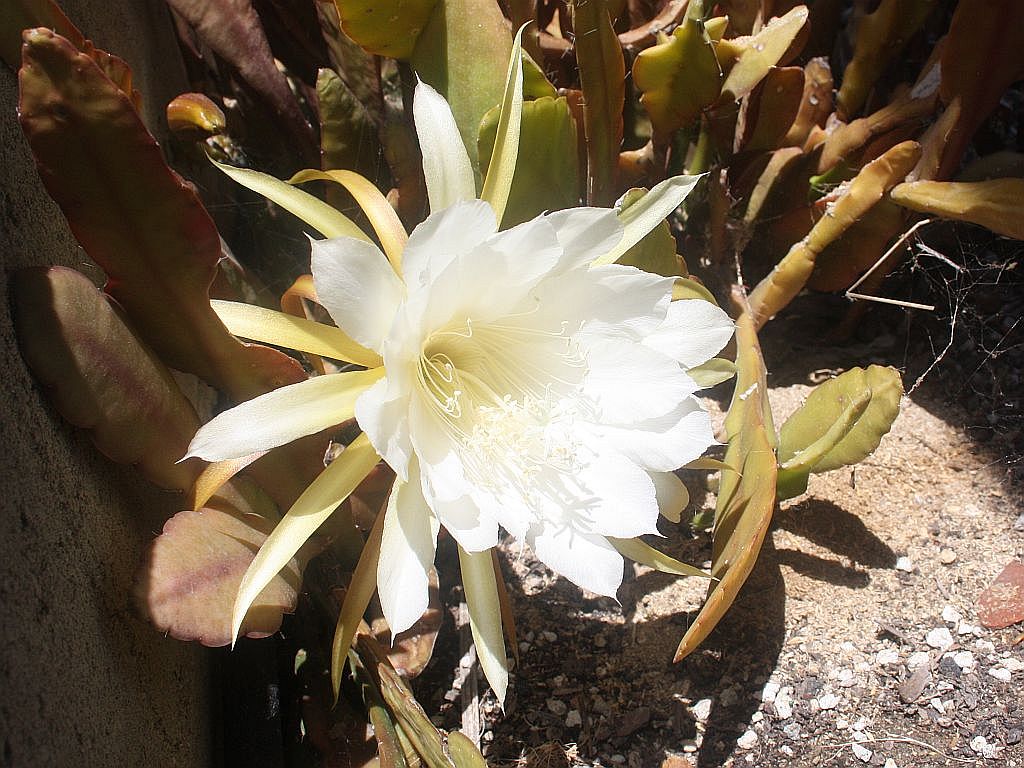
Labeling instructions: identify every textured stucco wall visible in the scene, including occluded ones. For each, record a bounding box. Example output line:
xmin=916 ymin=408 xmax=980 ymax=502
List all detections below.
xmin=0 ymin=1 xmax=215 ymax=765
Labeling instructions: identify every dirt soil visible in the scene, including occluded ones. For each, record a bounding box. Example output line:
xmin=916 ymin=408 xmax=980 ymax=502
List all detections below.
xmin=419 ymin=253 xmax=1024 ymax=768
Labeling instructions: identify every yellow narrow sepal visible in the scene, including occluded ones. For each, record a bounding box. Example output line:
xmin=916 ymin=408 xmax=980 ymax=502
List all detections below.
xmin=331 ymin=501 xmax=387 ymax=697
xmin=684 ymin=457 xmax=736 ymax=473
xmin=457 ymin=545 xmax=509 ymax=705
xmin=210 ymin=157 xmax=371 ymax=241
xmin=211 ymin=300 xmax=382 ymax=369
xmin=479 ymin=24 xmax=527 ymax=226
xmin=492 ymin=549 xmax=520 ymax=664
xmin=608 ymin=537 xmax=714 ymax=579
xmin=230 ymin=434 xmax=381 ymax=646
xmin=190 ymin=451 xmax=267 ymax=510
xmin=594 ymin=174 xmax=705 ymax=266
xmin=281 ymin=274 xmax=319 ymax=309
xmin=290 ymin=169 xmax=408 ymax=271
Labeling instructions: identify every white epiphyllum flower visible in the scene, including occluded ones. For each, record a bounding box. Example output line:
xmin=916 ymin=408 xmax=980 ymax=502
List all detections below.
xmin=348 ymin=193 xmax=732 ymax=611
xmin=186 ymin=30 xmax=733 ymax=703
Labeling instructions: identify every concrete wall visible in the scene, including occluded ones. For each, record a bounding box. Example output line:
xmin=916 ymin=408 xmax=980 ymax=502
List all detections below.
xmin=0 ymin=2 xmax=215 ymax=765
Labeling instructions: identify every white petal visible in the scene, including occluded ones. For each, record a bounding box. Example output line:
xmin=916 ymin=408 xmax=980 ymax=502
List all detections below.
xmin=527 ymin=264 xmax=673 ymax=342
xmin=413 ymin=80 xmax=477 ymax=213
xmin=482 ymin=216 xmax=562 ymax=282
xmin=311 ymin=236 xmax=404 ymax=353
xmin=572 ymin=449 xmax=660 ymax=539
xmin=587 ymin=398 xmax=716 ymax=472
xmin=185 ymin=368 xmax=382 ymax=461
xmin=355 ymin=376 xmax=413 ymax=482
xmin=402 ymin=200 xmax=496 ymax=291
xmin=422 ymin=483 xmax=499 ymax=552
xmin=651 ymin=471 xmax=689 ymax=523
xmin=582 ymin=336 xmax=698 ymax=423
xmin=407 ymin=391 xmax=473 ymax=501
xmin=465 ymin=477 xmax=531 ymax=540
xmin=643 ymin=299 xmax=735 ymax=369
xmin=441 ymin=216 xmax=563 ymax=323
xmin=577 ymin=267 xmax=675 ymax=341
xmin=377 ymin=461 xmax=440 ymax=636
xmin=528 ymin=526 xmax=624 ymax=598
xmin=545 ymin=207 xmax=623 ymax=272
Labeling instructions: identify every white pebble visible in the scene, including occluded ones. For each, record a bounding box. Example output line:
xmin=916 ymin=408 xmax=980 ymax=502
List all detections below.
xmin=851 ymin=742 xmax=872 ymax=762
xmin=884 ymin=760 xmax=898 ymax=768
xmin=541 ymin=630 xmax=558 ymax=642
xmin=780 ymin=745 xmax=794 ymax=757
xmin=941 ymin=605 xmax=961 ymax=624
xmin=836 ymin=718 xmax=849 ymax=730
xmin=988 ymin=667 xmax=1012 ymax=683
xmin=930 ymin=697 xmax=946 ymax=714
xmin=1002 ymin=657 xmax=1023 ymax=673
xmin=952 ymin=651 xmax=976 ymax=671
xmin=737 ymin=730 xmax=758 ymax=750
xmin=565 ymin=709 xmax=582 ymax=728
xmin=970 ymin=736 xmax=1000 ymax=759
xmin=691 ymin=698 xmax=712 ymax=722
xmin=895 ymin=556 xmax=914 ymax=572
xmin=907 ymin=651 xmax=931 ymax=670
xmin=926 ymin=627 xmax=954 ymax=650
xmin=957 ymin=622 xmax=980 ymax=636
xmin=818 ymin=693 xmax=841 ymax=710
xmin=876 ymin=649 xmax=900 ymax=666
xmin=975 ymin=639 xmax=996 ymax=654
xmin=761 ymin=681 xmax=781 ymax=703
xmin=774 ymin=687 xmax=794 ymax=720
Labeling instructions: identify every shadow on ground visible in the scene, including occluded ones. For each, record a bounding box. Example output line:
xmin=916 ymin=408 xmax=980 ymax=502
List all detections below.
xmin=473 ymin=486 xmax=909 ymax=767
xmin=773 ymin=498 xmax=898 ymax=589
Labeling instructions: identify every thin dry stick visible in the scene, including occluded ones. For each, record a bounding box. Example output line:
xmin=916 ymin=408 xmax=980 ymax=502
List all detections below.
xmin=846 ymin=218 xmax=937 ymax=311
xmin=906 ymin=297 xmax=959 ymax=397
xmin=915 ymin=240 xmax=964 ymax=273
xmin=821 ymin=734 xmax=977 ymax=764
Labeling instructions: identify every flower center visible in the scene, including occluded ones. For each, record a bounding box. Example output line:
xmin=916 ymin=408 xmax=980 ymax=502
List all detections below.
xmin=416 ymin=316 xmax=589 ymax=516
